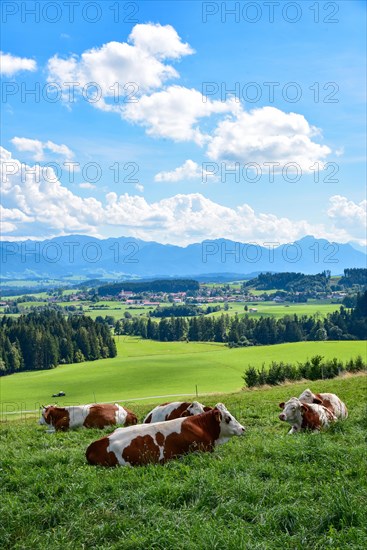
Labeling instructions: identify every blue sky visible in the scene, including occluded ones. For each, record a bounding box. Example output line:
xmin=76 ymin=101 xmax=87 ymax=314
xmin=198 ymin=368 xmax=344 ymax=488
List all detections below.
xmin=1 ymin=0 xmax=366 ymax=246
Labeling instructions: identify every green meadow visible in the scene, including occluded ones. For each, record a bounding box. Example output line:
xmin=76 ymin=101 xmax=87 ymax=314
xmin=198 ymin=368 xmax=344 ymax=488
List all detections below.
xmin=209 ymin=300 xmax=341 ymax=318
xmin=1 ymin=375 xmax=366 ymax=549
xmin=1 ymin=338 xmax=365 ymax=417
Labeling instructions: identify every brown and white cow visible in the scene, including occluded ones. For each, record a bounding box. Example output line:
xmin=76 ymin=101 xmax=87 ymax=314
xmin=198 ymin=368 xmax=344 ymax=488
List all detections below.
xmin=143 ymin=401 xmax=212 ymax=423
xmin=278 ymin=397 xmax=337 ymax=434
xmin=298 ymin=389 xmax=348 ymax=419
xmin=39 ymin=403 xmax=138 ymax=431
xmin=86 ymin=403 xmax=245 ymax=467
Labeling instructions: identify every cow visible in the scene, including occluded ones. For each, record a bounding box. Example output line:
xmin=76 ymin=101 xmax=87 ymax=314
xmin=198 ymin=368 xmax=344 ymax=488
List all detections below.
xmin=278 ymin=397 xmax=337 ymax=434
xmin=143 ymin=400 xmax=212 ymax=423
xmin=86 ymin=403 xmax=245 ymax=467
xmin=298 ymin=388 xmax=348 ymax=419
xmin=39 ymin=403 xmax=138 ymax=432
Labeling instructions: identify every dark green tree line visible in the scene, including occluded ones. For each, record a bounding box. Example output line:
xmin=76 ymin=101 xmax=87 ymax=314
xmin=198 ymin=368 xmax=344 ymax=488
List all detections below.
xmin=0 ymin=310 xmax=117 ymax=376
xmin=117 ymin=292 xmax=367 ymax=345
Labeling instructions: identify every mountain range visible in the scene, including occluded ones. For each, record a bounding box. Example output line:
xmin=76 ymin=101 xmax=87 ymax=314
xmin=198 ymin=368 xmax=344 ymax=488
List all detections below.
xmin=0 ymin=235 xmax=366 ymax=280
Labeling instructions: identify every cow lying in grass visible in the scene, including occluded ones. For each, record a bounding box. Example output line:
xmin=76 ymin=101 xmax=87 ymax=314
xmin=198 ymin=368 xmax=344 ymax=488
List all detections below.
xmin=39 ymin=404 xmax=138 ymax=432
xmin=86 ymin=403 xmax=245 ymax=467
xmin=143 ymin=401 xmax=212 ymax=423
xmin=278 ymin=397 xmax=337 ymax=434
xmin=298 ymin=389 xmax=348 ymax=419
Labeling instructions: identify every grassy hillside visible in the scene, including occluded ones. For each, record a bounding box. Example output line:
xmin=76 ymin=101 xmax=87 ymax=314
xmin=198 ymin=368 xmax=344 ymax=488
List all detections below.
xmin=1 ymin=338 xmax=366 ymax=416
xmin=1 ymin=375 xmax=366 ymax=549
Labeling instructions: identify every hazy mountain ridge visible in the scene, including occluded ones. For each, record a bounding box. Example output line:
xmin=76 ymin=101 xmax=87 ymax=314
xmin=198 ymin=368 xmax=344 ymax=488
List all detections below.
xmin=1 ymin=235 xmax=365 ymax=279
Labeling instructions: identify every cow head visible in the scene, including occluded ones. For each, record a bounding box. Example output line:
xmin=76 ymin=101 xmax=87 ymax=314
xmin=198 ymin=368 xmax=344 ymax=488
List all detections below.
xmin=180 ymin=401 xmax=207 ymax=417
xmin=279 ymin=397 xmax=305 ymax=424
xmin=214 ymin=403 xmax=245 ymax=438
xmin=298 ymin=389 xmax=323 ymax=405
xmin=39 ymin=405 xmax=53 ymax=425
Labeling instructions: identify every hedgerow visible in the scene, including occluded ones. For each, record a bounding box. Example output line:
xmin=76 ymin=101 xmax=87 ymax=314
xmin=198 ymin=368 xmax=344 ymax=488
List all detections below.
xmin=242 ymin=355 xmax=366 ymax=388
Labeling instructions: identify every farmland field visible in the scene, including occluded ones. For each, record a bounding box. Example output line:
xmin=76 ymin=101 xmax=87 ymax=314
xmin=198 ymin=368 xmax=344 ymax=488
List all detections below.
xmin=1 ymin=338 xmax=366 ymax=417
xmin=1 ymin=375 xmax=366 ymax=549
xmin=209 ymin=300 xmax=342 ymax=318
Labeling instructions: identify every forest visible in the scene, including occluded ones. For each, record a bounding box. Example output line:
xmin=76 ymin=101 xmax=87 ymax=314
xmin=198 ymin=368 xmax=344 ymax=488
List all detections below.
xmin=338 ymin=268 xmax=367 ymax=287
xmin=97 ymin=279 xmax=200 ymax=296
xmin=0 ymin=310 xmax=117 ymax=376
xmin=243 ymin=271 xmax=332 ymax=292
xmin=243 ymin=269 xmax=367 ymax=292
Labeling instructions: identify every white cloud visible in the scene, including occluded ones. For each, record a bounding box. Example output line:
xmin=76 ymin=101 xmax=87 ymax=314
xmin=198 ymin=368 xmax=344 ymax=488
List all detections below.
xmin=46 ymin=23 xmax=193 ymax=108
xmin=327 ymin=195 xmax=367 ymax=243
xmin=155 ymin=159 xmax=217 ymax=182
xmin=123 ymin=86 xmax=238 ymax=145
xmin=0 ymin=205 xmax=32 ymax=237
xmin=101 ymin=192 xmax=343 ymax=246
xmin=128 ymin=23 xmax=194 ymax=59
xmin=11 ymin=137 xmax=74 ymax=162
xmin=79 ymin=182 xmax=96 ymax=189
xmin=10 ymin=138 xmax=44 ymax=161
xmin=206 ymin=106 xmax=331 ymax=171
xmin=1 ymin=147 xmax=103 ymax=237
xmin=2 ymin=147 xmax=363 ymax=246
xmin=44 ymin=24 xmax=331 ymax=171
xmin=0 ymin=52 xmax=37 ymax=76
xmin=135 ymin=183 xmax=144 ymax=193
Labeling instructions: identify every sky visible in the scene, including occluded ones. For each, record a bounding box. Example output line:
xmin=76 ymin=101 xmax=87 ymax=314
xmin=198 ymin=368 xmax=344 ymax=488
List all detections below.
xmin=1 ymin=0 xmax=366 ymax=247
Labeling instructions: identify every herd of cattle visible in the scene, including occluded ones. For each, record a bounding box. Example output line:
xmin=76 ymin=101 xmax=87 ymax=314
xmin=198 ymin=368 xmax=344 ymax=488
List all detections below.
xmin=38 ymin=389 xmax=348 ymax=467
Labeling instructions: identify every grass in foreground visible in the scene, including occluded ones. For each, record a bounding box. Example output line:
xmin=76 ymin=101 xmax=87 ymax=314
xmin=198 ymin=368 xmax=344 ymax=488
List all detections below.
xmin=1 ymin=375 xmax=366 ymax=549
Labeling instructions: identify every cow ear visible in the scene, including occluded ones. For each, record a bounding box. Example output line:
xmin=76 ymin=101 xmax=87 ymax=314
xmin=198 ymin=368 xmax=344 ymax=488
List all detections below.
xmin=203 ymin=406 xmax=212 ymax=412
xmin=313 ymin=397 xmax=322 ymax=405
xmin=301 ymin=403 xmax=309 ymax=412
xmin=279 ymin=402 xmax=285 ymax=409
xmin=214 ymin=409 xmax=222 ymax=422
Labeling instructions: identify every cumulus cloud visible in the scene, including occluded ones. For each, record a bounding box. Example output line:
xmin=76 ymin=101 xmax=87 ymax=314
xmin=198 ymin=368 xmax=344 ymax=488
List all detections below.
xmin=129 ymin=23 xmax=194 ymax=59
xmin=11 ymin=137 xmax=74 ymax=162
xmin=44 ymin=24 xmax=331 ymax=169
xmin=135 ymin=183 xmax=144 ymax=193
xmin=1 ymin=147 xmax=103 ymax=237
xmin=2 ymin=147 xmax=362 ymax=246
xmin=47 ymin=23 xmax=193 ymax=108
xmin=0 ymin=52 xmax=37 ymax=75
xmin=206 ymin=106 xmax=331 ymax=171
xmin=155 ymin=159 xmax=218 ymax=182
xmin=123 ymin=86 xmax=238 ymax=144
xmin=327 ymin=195 xmax=367 ymax=243
xmin=101 ymin=192 xmax=340 ymax=245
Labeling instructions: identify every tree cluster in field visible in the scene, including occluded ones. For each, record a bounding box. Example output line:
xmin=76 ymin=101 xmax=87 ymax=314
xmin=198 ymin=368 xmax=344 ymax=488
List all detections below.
xmin=0 ymin=310 xmax=117 ymax=376
xmin=243 ymin=269 xmax=367 ymax=293
xmin=97 ymin=279 xmax=200 ymax=297
xmin=116 ymin=292 xmax=367 ymax=344
xmin=338 ymin=268 xmax=367 ymax=287
xmin=242 ymin=355 xmax=366 ymax=388
xmin=243 ymin=271 xmax=331 ymax=292
xmin=149 ymin=304 xmax=221 ymax=318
